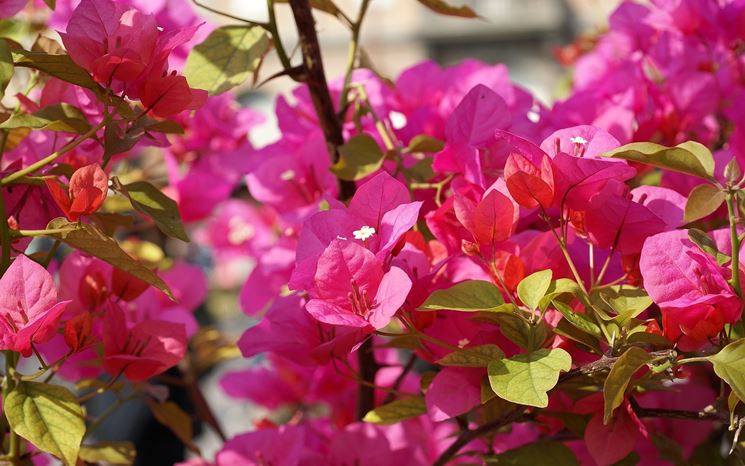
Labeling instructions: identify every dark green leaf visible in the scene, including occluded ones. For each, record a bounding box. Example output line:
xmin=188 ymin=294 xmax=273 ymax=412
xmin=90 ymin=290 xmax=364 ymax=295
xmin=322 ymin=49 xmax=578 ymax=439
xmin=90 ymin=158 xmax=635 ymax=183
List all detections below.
xmin=184 ymin=26 xmax=271 ymax=95
xmin=417 ymin=0 xmax=478 ymax=18
xmin=485 ymin=441 xmax=579 ymax=465
xmin=688 ymin=228 xmax=731 ymax=266
xmin=13 ymin=50 xmax=99 ymax=91
xmin=0 ymin=39 xmax=13 ymax=99
xmin=710 ymin=339 xmax=745 ymax=402
xmin=122 ymin=181 xmax=189 ymax=242
xmin=552 ymin=301 xmax=602 ymax=337
xmin=404 ymin=135 xmax=445 ymax=153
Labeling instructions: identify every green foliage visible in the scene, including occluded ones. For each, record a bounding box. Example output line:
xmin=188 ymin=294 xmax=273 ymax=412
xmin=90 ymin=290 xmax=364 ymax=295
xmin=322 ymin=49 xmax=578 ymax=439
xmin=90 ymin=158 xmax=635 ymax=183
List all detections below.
xmin=517 ymin=269 xmax=552 ymax=311
xmin=684 ymin=184 xmax=725 ymax=223
xmin=489 ymin=313 xmax=548 ymax=351
xmin=363 ymin=396 xmax=427 ymax=424
xmin=44 ymin=218 xmax=173 ymax=299
xmin=487 ymin=348 xmax=571 ymax=408
xmin=416 ymin=0 xmax=478 ymax=18
xmin=603 ymin=347 xmax=651 ymax=423
xmin=332 ymin=134 xmax=385 ymax=181
xmin=79 ymin=442 xmax=136 ymax=466
xmin=184 ymin=26 xmax=271 ymax=95
xmin=484 ymin=441 xmax=579 ymax=465
xmin=0 ymin=38 xmax=12 ymax=99
xmin=117 ymin=179 xmax=189 ymax=242
xmin=420 ymin=280 xmax=504 ymax=311
xmin=436 ymin=344 xmax=504 ymax=367
xmin=12 ymin=49 xmax=100 ymax=91
xmin=5 ymin=382 xmax=85 ymax=466
xmin=147 ymin=401 xmax=200 ymax=454
xmin=688 ymin=228 xmax=731 ymax=266
xmin=404 ymin=135 xmax=445 ymax=153
xmin=0 ymin=103 xmax=91 ymax=133
xmin=710 ymin=339 xmax=745 ymax=403
xmin=552 ymin=301 xmax=602 ymax=337
xmin=604 ymin=140 xmax=715 ymax=180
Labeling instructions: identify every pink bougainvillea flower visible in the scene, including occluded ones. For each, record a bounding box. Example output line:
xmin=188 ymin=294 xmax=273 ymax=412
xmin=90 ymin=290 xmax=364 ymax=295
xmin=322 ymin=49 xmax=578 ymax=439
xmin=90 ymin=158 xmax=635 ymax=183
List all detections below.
xmin=0 ymin=255 xmax=69 ymax=357
xmin=503 ymin=147 xmax=554 ymax=209
xmin=0 ymin=0 xmax=27 ymax=18
xmin=45 ymin=163 xmax=108 ymax=222
xmin=424 ymin=367 xmax=481 ymax=421
xmin=305 ymin=239 xmax=412 ymax=330
xmin=453 ymin=180 xmax=517 ymax=248
xmin=215 ymin=426 xmax=304 ymax=466
xmin=140 ymin=72 xmax=207 ymax=118
xmin=103 ymin=306 xmax=187 ymax=381
xmin=640 ymin=230 xmax=741 ymax=350
xmin=575 ymin=394 xmax=645 ymax=466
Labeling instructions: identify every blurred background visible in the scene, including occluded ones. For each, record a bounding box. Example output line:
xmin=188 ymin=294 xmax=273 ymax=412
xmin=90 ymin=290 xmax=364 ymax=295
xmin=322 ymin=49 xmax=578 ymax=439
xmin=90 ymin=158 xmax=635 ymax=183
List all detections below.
xmin=125 ymin=0 xmax=624 ymax=462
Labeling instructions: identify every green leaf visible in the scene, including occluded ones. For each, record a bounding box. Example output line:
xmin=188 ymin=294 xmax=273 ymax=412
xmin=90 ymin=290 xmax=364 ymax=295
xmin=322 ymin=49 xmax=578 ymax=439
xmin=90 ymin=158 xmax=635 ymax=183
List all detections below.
xmin=603 ymin=141 xmax=715 ymax=179
xmin=487 ymin=348 xmax=572 ymax=408
xmin=0 ymin=103 xmax=91 ymax=133
xmin=688 ymin=228 xmax=731 ymax=265
xmin=404 ymin=135 xmax=445 ymax=153
xmin=420 ymin=280 xmax=504 ymax=311
xmin=147 ymin=400 xmax=200 ymax=454
xmin=13 ymin=50 xmax=100 ymax=91
xmin=79 ymin=442 xmax=135 ymax=466
xmin=517 ymin=269 xmax=552 ymax=310
xmin=436 ymin=344 xmax=504 ymax=367
xmin=122 ymin=181 xmax=189 ymax=242
xmin=5 ymin=382 xmax=85 ymax=466
xmin=362 ymin=396 xmax=426 ymax=424
xmin=484 ymin=441 xmax=579 ymax=465
xmin=538 ymin=278 xmax=579 ymax=311
xmin=490 ymin=312 xmax=547 ymax=351
xmin=552 ymin=301 xmax=602 ymax=337
xmin=0 ymin=39 xmax=13 ymax=99
xmin=416 ymin=0 xmax=478 ymax=18
xmin=184 ymin=25 xmax=271 ymax=95
xmin=598 ymin=286 xmax=653 ymax=324
xmin=331 ymin=134 xmax=384 ymax=181
xmin=44 ymin=218 xmax=173 ymax=300
xmin=684 ymin=184 xmax=725 ymax=223
xmin=710 ymin=339 xmax=745 ymax=403
xmin=603 ymin=347 xmax=651 ymax=423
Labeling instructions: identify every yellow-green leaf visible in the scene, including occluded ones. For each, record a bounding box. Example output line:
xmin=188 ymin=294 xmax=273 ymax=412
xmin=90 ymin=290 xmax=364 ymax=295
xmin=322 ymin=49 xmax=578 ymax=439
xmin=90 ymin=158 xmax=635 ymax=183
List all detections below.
xmin=603 ymin=347 xmax=651 ymax=423
xmin=362 ymin=396 xmax=426 ymax=424
xmin=490 ymin=312 xmax=547 ymax=351
xmin=420 ymin=280 xmax=503 ymax=311
xmin=5 ymin=382 xmax=85 ymax=466
xmin=122 ymin=181 xmax=189 ymax=242
xmin=184 ymin=26 xmax=271 ymax=95
xmin=487 ymin=348 xmax=571 ymax=408
xmin=710 ymin=339 xmax=745 ymax=403
xmin=517 ymin=269 xmax=552 ymax=311
xmin=417 ymin=0 xmax=478 ymax=18
xmin=684 ymin=184 xmax=725 ymax=223
xmin=688 ymin=228 xmax=730 ymax=266
xmin=404 ymin=135 xmax=445 ymax=153
xmin=44 ymin=218 xmax=173 ymax=299
xmin=331 ymin=134 xmax=384 ymax=181
xmin=147 ymin=401 xmax=200 ymax=454
xmin=0 ymin=103 xmax=91 ymax=133
xmin=552 ymin=301 xmax=601 ymax=337
xmin=603 ymin=141 xmax=715 ymax=180
xmin=79 ymin=441 xmax=136 ymax=466
xmin=437 ymin=344 xmax=504 ymax=367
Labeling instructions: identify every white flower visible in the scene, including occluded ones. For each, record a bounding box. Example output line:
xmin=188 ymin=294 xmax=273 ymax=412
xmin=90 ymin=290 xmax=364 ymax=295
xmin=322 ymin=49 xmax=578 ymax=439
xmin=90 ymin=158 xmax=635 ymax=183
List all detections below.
xmin=279 ymin=169 xmax=296 ymax=181
xmin=353 ymin=225 xmax=376 ymax=241
xmin=570 ymin=136 xmax=588 ymax=145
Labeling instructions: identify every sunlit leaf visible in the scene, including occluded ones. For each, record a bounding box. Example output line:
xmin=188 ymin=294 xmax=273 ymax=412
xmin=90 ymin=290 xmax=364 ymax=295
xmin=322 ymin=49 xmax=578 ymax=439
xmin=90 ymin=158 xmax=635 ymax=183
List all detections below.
xmin=420 ymin=280 xmax=504 ymax=311
xmin=362 ymin=396 xmax=426 ymax=424
xmin=488 ymin=348 xmax=571 ymax=408
xmin=603 ymin=347 xmax=651 ymax=423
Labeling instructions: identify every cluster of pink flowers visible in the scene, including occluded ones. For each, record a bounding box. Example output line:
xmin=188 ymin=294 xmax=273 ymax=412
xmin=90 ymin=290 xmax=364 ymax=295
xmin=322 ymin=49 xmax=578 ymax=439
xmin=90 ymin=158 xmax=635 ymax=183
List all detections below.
xmin=2 ymin=0 xmax=745 ymax=464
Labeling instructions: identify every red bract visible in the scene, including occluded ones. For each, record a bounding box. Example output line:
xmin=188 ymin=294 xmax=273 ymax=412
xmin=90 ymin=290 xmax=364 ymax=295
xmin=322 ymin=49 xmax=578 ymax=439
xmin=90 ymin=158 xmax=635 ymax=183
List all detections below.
xmin=64 ymin=313 xmax=92 ymax=353
xmin=0 ymin=255 xmax=69 ymax=357
xmin=103 ymin=307 xmax=187 ymax=382
xmin=45 ymin=163 xmax=108 ymax=222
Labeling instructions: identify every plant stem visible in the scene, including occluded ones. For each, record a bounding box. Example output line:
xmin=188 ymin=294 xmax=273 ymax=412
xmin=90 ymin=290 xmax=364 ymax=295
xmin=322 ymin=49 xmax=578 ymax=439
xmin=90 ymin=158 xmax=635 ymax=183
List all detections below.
xmin=727 ymin=190 xmax=742 ymax=297
xmin=266 ymin=0 xmax=295 ymax=75
xmin=0 ymin=189 xmax=11 ymax=275
xmin=0 ymin=120 xmax=106 ymax=186
xmin=339 ymin=0 xmax=371 ymax=113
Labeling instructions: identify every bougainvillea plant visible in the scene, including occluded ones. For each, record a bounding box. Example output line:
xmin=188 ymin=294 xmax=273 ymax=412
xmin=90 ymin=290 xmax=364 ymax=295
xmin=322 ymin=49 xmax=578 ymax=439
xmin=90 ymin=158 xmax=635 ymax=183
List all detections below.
xmin=0 ymin=0 xmax=744 ymax=464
